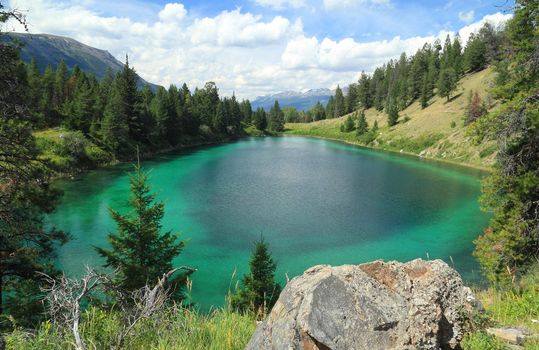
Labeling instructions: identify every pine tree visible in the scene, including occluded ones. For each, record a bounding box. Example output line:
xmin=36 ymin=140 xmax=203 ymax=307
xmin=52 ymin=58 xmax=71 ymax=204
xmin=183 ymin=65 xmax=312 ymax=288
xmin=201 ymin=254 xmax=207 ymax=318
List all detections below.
xmin=437 ymin=68 xmax=457 ymax=101
xmin=356 ymin=110 xmax=369 ymax=135
xmin=341 ymin=114 xmax=355 ymax=132
xmin=311 ymin=101 xmax=326 ymax=121
xmin=325 ymin=96 xmax=335 ymax=119
xmin=231 ymin=237 xmax=282 ymax=316
xmin=463 ymin=33 xmax=487 ymax=72
xmin=268 ymin=100 xmax=285 ymax=132
xmin=387 ymin=102 xmax=399 ymax=126
xmin=26 ymin=58 xmax=42 ymax=116
xmin=357 ymin=72 xmax=372 ymax=109
xmin=40 ymin=64 xmax=55 ymax=122
xmin=96 ymin=163 xmax=188 ymax=292
xmin=101 ymin=79 xmax=130 ymax=155
xmin=372 ymin=120 xmax=379 ymax=133
xmin=420 ymin=74 xmax=431 ymax=109
xmin=0 ymin=13 xmax=68 ymax=326
xmin=53 ymin=60 xmax=68 ymax=109
xmin=334 ymin=85 xmax=346 ymax=118
xmin=253 ymin=107 xmax=267 ymax=131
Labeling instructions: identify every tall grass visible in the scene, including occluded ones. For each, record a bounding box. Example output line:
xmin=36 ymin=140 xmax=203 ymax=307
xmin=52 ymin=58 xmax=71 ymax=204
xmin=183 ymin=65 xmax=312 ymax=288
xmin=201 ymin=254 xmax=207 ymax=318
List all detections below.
xmin=5 ymin=307 xmax=256 ymax=350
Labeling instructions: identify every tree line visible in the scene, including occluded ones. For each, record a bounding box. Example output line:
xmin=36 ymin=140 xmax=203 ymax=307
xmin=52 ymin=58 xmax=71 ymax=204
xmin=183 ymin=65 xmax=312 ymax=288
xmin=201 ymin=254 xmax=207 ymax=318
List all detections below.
xmin=23 ymin=55 xmax=289 ymax=159
xmin=280 ymin=22 xmax=504 ymax=127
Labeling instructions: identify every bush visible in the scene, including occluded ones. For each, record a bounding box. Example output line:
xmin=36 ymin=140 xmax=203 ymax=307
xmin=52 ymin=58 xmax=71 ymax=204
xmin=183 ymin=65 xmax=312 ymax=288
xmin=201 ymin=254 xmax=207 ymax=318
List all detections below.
xmin=84 ymin=144 xmax=113 ymax=165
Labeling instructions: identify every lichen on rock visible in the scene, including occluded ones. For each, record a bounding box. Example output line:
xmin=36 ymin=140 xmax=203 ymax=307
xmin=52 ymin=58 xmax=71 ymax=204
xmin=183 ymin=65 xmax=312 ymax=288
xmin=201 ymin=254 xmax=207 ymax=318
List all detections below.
xmin=246 ymin=259 xmax=477 ymax=350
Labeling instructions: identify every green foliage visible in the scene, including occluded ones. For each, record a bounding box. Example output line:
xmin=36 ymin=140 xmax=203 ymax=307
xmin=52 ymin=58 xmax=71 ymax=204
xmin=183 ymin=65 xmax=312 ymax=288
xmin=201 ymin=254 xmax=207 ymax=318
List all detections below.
xmin=463 ymin=33 xmax=487 ymax=72
xmin=461 ymin=332 xmax=507 ymax=350
xmin=232 ymin=238 xmax=282 ymax=317
xmin=450 ymin=121 xmax=457 ymax=128
xmin=473 ymin=1 xmax=539 ymax=285
xmin=356 ymin=110 xmax=368 ymax=135
xmin=95 ymin=163 xmax=188 ymax=293
xmin=0 ymin=13 xmax=69 ymax=328
xmin=253 ymin=107 xmax=267 ymax=131
xmin=438 ymin=68 xmax=457 ymax=101
xmin=268 ymin=101 xmax=285 ymax=132
xmin=5 ymin=307 xmax=256 ymax=350
xmin=341 ymin=115 xmax=355 ymax=133
xmin=387 ymin=103 xmax=399 ymax=126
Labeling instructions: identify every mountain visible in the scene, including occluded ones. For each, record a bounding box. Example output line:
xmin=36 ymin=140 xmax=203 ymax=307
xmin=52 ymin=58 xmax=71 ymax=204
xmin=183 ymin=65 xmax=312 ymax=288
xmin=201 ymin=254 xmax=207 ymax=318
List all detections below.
xmin=3 ymin=32 xmax=158 ymax=89
xmin=251 ymin=88 xmax=334 ymax=111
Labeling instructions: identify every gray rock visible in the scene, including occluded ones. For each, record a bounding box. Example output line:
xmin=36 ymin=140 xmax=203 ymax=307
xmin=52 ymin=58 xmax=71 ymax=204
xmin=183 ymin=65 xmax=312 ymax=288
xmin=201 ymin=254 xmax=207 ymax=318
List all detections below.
xmin=246 ymin=259 xmax=476 ymax=350
xmin=486 ymin=327 xmax=531 ymax=345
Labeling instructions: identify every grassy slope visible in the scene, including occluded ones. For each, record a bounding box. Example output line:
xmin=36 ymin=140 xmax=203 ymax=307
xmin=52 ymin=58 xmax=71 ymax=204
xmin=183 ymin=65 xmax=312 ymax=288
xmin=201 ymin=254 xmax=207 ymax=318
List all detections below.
xmin=285 ymin=68 xmax=497 ymax=169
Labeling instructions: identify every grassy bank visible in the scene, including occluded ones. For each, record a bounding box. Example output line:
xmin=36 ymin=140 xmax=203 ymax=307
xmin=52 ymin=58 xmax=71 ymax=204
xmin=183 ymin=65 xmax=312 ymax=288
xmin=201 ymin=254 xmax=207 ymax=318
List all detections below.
xmin=285 ymin=68 xmax=497 ymax=170
xmin=5 ymin=307 xmax=256 ymax=350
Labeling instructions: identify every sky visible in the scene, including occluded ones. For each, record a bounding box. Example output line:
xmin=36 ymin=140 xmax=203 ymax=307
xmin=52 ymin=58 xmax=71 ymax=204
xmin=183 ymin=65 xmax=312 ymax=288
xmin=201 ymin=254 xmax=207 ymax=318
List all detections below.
xmin=6 ymin=0 xmax=514 ymax=99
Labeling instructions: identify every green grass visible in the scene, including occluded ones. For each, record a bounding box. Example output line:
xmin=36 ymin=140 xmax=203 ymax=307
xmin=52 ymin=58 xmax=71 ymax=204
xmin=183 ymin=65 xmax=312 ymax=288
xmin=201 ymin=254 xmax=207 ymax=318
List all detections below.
xmin=462 ymin=268 xmax=539 ymax=350
xmin=34 ymin=128 xmax=113 ymax=172
xmin=284 ymin=68 xmax=498 ymax=169
xmin=5 ymin=307 xmax=256 ymax=350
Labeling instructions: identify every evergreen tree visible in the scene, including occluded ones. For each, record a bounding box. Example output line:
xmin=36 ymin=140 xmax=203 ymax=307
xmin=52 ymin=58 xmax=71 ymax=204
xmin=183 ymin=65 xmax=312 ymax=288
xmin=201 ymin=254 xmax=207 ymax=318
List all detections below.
xmin=463 ymin=33 xmax=487 ymax=72
xmin=40 ymin=64 xmax=55 ymax=123
xmin=26 ymin=58 xmax=42 ymax=117
xmin=334 ymin=85 xmax=346 ymax=118
xmin=372 ymin=120 xmax=379 ymax=133
xmin=53 ymin=60 xmax=68 ymax=109
xmin=341 ymin=114 xmax=355 ymax=132
xmin=473 ymin=0 xmax=539 ymax=284
xmin=0 ymin=11 xmax=68 ymax=327
xmin=311 ymin=101 xmax=326 ymax=121
xmin=96 ymin=163 xmax=188 ymax=292
xmin=325 ymin=96 xmax=335 ymax=119
xmin=240 ymin=99 xmax=253 ymax=123
xmin=357 ymin=72 xmax=372 ymax=109
xmin=231 ymin=238 xmax=282 ymax=316
xmin=437 ymin=68 xmax=457 ymax=101
xmin=253 ymin=107 xmax=267 ymax=131
xmin=268 ymin=100 xmax=285 ymax=132
xmin=356 ymin=110 xmax=369 ymax=135
xmin=101 ymin=78 xmax=130 ymax=155
xmin=387 ymin=102 xmax=399 ymax=126
xmin=420 ymin=74 xmax=431 ymax=108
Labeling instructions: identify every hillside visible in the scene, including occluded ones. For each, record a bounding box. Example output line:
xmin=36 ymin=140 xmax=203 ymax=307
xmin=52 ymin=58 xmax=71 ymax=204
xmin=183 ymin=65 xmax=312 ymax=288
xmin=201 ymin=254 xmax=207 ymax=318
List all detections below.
xmin=285 ymin=68 xmax=497 ymax=169
xmin=3 ymin=33 xmax=158 ymax=89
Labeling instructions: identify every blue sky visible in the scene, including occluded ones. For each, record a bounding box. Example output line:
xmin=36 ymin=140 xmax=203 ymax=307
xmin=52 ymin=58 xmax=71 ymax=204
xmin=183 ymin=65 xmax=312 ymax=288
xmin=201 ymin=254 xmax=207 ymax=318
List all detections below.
xmin=8 ymin=0 xmax=514 ymax=98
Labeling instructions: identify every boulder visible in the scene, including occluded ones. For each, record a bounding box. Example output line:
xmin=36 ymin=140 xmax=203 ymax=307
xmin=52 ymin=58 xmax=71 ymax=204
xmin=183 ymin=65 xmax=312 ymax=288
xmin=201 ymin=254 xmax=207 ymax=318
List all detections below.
xmin=246 ymin=259 xmax=476 ymax=350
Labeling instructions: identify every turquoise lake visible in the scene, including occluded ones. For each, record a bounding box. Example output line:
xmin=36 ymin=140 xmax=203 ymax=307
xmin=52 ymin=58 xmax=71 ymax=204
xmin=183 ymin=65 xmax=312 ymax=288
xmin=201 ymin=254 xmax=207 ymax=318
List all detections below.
xmin=48 ymin=136 xmax=489 ymax=309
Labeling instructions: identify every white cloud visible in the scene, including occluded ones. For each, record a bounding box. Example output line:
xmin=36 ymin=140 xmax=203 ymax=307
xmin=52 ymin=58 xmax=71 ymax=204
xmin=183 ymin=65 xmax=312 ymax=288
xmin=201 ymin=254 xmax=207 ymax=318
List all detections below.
xmin=458 ymin=12 xmax=512 ymax=44
xmin=458 ymin=10 xmax=475 ymax=24
xmin=5 ymin=1 xmax=513 ymax=100
xmin=188 ymin=10 xmax=294 ymax=47
xmin=158 ymin=3 xmax=187 ymax=23
xmin=254 ymin=0 xmax=306 ymax=10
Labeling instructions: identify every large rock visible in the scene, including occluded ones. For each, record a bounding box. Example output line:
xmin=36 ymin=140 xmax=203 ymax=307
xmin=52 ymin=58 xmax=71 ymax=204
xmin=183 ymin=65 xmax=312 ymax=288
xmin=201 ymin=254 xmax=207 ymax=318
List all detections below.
xmin=246 ymin=259 xmax=476 ymax=350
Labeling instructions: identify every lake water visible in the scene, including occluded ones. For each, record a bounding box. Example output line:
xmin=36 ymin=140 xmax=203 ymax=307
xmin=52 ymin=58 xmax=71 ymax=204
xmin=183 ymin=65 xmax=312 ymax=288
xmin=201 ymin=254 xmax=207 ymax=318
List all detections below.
xmin=48 ymin=136 xmax=489 ymax=309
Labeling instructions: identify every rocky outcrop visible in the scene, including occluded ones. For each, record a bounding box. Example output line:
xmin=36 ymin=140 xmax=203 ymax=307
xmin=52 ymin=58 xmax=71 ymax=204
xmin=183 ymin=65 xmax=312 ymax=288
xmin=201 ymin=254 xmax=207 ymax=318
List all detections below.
xmin=246 ymin=259 xmax=476 ymax=350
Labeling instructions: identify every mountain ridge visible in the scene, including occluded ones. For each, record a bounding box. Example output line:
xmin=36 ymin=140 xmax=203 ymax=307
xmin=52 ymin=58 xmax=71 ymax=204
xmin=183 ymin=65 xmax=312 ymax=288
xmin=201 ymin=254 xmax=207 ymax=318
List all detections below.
xmin=3 ymin=32 xmax=159 ymax=90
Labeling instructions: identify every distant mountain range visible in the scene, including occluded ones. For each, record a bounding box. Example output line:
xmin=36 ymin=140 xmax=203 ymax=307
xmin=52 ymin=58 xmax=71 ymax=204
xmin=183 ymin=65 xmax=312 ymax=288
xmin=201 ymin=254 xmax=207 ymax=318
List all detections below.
xmin=2 ymin=33 xmax=158 ymax=89
xmin=251 ymin=88 xmax=334 ymax=111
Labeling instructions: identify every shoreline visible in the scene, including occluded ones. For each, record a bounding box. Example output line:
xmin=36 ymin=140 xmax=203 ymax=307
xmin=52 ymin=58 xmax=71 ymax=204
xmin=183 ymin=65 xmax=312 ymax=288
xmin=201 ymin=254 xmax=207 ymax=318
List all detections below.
xmin=280 ymin=132 xmax=493 ymax=173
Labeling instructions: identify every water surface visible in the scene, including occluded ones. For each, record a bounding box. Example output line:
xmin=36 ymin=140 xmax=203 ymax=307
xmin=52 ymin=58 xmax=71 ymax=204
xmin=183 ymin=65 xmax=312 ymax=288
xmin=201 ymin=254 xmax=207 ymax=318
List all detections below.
xmin=49 ymin=137 xmax=489 ymax=308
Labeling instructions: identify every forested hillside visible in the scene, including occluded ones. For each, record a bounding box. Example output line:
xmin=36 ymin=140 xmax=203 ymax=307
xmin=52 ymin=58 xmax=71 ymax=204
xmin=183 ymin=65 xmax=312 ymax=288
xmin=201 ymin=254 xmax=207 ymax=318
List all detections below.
xmin=2 ymin=33 xmax=157 ymax=89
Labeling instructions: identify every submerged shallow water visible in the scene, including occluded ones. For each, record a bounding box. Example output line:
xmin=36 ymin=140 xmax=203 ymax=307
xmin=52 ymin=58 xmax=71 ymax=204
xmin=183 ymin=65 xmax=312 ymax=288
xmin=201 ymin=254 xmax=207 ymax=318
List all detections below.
xmin=49 ymin=136 xmax=489 ymax=309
